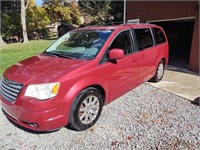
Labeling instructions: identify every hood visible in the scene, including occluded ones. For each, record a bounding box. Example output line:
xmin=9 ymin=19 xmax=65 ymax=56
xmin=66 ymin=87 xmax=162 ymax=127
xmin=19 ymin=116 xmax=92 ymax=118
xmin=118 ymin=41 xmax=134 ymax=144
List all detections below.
xmin=4 ymin=54 xmax=89 ymax=84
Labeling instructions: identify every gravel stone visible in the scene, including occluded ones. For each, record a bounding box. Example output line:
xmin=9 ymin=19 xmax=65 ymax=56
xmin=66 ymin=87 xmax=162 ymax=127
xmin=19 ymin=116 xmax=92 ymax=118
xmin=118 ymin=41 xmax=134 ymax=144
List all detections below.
xmin=0 ymin=84 xmax=199 ymax=150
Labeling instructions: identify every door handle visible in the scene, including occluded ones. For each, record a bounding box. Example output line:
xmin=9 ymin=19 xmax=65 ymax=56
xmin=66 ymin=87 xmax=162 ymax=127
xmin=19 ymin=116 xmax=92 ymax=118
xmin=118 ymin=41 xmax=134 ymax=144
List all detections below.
xmin=132 ymin=58 xmax=137 ymax=62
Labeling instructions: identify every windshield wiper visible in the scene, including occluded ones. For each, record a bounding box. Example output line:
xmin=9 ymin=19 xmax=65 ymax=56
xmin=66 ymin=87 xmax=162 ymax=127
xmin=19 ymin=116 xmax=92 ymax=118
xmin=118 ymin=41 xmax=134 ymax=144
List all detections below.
xmin=58 ymin=54 xmax=77 ymax=59
xmin=44 ymin=51 xmax=77 ymax=59
xmin=43 ymin=51 xmax=59 ymax=57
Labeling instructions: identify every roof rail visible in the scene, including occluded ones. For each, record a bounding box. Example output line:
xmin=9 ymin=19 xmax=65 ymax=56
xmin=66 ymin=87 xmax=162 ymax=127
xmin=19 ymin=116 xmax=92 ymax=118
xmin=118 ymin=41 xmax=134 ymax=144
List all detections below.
xmin=108 ymin=21 xmax=151 ymax=25
xmin=83 ymin=22 xmax=122 ymax=28
xmin=107 ymin=21 xmax=139 ymax=25
xmin=82 ymin=21 xmax=151 ymax=28
xmin=84 ymin=21 xmax=129 ymax=27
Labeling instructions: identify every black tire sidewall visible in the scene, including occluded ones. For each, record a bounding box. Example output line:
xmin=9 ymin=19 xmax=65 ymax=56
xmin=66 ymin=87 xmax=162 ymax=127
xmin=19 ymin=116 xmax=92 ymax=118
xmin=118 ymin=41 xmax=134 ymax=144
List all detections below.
xmin=150 ymin=60 xmax=165 ymax=82
xmin=69 ymin=87 xmax=103 ymax=131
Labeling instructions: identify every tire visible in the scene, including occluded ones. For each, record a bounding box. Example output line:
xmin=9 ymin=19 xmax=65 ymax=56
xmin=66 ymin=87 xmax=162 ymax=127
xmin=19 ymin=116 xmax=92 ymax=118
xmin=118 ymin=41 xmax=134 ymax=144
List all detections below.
xmin=68 ymin=87 xmax=103 ymax=131
xmin=150 ymin=60 xmax=165 ymax=82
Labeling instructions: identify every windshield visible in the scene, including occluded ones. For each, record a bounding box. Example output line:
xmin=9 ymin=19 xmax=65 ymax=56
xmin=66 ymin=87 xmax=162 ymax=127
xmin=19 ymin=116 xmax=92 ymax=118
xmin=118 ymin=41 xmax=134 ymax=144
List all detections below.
xmin=45 ymin=29 xmax=113 ymax=60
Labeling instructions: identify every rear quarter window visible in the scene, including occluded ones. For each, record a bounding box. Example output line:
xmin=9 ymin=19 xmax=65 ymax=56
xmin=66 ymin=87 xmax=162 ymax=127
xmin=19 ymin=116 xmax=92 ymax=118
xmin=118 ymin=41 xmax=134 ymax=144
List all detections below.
xmin=153 ymin=28 xmax=166 ymax=44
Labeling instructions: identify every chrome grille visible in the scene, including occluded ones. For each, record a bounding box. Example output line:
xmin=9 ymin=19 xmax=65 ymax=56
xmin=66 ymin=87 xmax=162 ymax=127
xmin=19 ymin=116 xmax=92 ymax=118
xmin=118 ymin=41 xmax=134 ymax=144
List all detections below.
xmin=0 ymin=76 xmax=23 ymax=103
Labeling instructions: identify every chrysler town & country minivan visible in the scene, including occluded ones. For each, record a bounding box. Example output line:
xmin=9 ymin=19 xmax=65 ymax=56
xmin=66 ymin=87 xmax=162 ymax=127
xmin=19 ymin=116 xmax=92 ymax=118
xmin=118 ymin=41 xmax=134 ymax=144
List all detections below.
xmin=0 ymin=24 xmax=168 ymax=131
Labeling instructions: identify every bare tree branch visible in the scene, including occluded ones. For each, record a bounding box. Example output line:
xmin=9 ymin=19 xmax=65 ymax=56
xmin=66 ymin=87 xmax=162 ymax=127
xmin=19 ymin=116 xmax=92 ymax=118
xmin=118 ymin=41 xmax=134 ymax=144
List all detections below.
xmin=25 ymin=0 xmax=29 ymax=10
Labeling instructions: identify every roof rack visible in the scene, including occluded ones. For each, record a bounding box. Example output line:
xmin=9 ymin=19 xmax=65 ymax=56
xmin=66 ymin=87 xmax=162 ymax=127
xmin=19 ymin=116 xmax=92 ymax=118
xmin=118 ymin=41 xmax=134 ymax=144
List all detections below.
xmin=106 ymin=21 xmax=151 ymax=26
xmin=84 ymin=21 xmax=137 ymax=27
xmin=83 ymin=21 xmax=152 ymax=28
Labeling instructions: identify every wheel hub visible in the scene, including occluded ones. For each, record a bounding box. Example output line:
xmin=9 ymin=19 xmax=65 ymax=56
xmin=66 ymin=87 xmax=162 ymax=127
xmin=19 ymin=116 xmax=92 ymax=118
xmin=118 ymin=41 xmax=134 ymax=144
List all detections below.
xmin=79 ymin=95 xmax=99 ymax=124
xmin=157 ymin=63 xmax=164 ymax=79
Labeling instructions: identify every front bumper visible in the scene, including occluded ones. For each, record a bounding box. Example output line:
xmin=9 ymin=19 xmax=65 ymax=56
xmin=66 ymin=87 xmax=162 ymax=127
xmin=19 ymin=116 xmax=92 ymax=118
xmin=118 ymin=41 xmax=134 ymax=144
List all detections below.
xmin=0 ymin=96 xmax=70 ymax=131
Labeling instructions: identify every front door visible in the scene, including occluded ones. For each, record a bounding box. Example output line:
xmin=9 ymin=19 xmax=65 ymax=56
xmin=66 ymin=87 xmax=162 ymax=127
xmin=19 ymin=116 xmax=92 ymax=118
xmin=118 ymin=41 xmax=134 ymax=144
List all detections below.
xmin=98 ymin=29 xmax=139 ymax=102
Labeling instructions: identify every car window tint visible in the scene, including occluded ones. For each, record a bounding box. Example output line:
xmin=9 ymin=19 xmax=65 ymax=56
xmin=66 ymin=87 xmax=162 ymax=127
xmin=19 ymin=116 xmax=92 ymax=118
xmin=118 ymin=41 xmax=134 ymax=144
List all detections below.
xmin=134 ymin=28 xmax=153 ymax=50
xmin=109 ymin=30 xmax=133 ymax=55
xmin=153 ymin=28 xmax=166 ymax=44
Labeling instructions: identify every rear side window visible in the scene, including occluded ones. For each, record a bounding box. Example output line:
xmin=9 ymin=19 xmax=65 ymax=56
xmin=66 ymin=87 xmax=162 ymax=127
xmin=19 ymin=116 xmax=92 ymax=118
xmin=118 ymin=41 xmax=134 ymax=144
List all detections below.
xmin=134 ymin=28 xmax=153 ymax=50
xmin=153 ymin=28 xmax=166 ymax=44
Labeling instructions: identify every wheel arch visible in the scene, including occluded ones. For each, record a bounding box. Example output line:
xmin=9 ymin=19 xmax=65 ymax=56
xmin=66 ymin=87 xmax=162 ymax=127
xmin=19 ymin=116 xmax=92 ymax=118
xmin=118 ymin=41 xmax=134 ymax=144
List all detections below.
xmin=161 ymin=57 xmax=166 ymax=66
xmin=156 ymin=56 xmax=167 ymax=68
xmin=64 ymin=78 xmax=108 ymax=106
xmin=85 ymin=84 xmax=106 ymax=104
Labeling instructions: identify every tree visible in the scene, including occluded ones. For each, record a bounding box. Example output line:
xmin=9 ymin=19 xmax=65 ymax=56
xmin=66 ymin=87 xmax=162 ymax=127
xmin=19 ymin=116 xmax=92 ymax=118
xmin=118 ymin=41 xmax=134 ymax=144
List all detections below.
xmin=0 ymin=34 xmax=6 ymax=47
xmin=1 ymin=0 xmax=49 ymax=44
xmin=1 ymin=0 xmax=21 ymax=44
xmin=110 ymin=1 xmax=123 ymax=23
xmin=0 ymin=8 xmax=6 ymax=46
xmin=43 ymin=0 xmax=81 ymax=25
xmin=21 ymin=0 xmax=29 ymax=43
xmin=26 ymin=5 xmax=50 ymax=38
xmin=79 ymin=0 xmax=111 ymax=25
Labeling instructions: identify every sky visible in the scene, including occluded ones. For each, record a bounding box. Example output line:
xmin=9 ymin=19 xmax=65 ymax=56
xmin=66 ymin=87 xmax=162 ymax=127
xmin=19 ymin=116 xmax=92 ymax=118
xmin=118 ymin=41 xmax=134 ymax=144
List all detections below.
xmin=35 ymin=0 xmax=42 ymax=6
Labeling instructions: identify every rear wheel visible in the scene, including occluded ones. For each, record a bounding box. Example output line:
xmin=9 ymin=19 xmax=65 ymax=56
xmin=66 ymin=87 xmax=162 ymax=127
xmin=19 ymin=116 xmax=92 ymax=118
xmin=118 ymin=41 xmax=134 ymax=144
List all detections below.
xmin=150 ymin=60 xmax=165 ymax=82
xmin=68 ymin=87 xmax=103 ymax=131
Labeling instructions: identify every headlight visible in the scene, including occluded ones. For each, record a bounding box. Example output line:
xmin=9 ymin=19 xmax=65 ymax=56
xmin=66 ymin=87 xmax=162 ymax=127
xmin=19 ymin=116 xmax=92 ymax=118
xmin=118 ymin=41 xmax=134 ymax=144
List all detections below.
xmin=25 ymin=82 xmax=60 ymax=100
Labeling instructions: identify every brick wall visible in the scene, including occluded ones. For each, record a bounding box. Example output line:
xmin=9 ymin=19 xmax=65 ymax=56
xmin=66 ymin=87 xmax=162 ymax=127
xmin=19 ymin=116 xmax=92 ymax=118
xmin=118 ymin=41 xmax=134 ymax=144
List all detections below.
xmin=126 ymin=1 xmax=199 ymax=73
xmin=189 ymin=14 xmax=199 ymax=73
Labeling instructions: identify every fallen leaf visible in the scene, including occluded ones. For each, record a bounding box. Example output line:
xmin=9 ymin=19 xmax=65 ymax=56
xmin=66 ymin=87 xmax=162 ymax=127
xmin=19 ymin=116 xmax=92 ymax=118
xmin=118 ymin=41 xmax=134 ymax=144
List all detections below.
xmin=119 ymin=140 xmax=126 ymax=144
xmin=168 ymin=111 xmax=173 ymax=114
xmin=90 ymin=127 xmax=95 ymax=133
xmin=128 ymin=135 xmax=134 ymax=140
xmin=152 ymin=119 xmax=159 ymax=123
xmin=143 ymin=113 xmax=149 ymax=119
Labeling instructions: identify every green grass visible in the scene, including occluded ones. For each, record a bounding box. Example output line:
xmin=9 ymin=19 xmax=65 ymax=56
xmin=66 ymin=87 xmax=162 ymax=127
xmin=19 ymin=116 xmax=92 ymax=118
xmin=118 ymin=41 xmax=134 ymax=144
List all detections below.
xmin=0 ymin=40 xmax=55 ymax=75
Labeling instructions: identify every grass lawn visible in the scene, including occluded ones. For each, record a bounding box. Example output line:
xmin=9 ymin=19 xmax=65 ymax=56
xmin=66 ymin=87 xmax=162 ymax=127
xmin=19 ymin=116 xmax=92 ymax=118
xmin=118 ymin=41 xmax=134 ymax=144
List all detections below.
xmin=0 ymin=40 xmax=55 ymax=75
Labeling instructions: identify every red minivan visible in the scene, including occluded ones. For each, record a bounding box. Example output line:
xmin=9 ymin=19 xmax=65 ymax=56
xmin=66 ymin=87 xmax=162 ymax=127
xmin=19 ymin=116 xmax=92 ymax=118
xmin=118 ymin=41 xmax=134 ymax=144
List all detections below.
xmin=0 ymin=24 xmax=168 ymax=131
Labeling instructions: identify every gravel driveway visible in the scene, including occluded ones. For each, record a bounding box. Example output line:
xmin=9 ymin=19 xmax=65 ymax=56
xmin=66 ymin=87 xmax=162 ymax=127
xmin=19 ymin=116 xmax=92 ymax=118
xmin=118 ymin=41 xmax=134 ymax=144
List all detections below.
xmin=0 ymin=84 xmax=199 ymax=150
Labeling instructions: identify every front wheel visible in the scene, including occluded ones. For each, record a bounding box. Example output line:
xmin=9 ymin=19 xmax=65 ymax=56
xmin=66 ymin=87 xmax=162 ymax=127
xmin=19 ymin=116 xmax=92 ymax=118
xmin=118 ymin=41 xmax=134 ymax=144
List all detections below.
xmin=68 ymin=87 xmax=103 ymax=131
xmin=150 ymin=60 xmax=165 ymax=82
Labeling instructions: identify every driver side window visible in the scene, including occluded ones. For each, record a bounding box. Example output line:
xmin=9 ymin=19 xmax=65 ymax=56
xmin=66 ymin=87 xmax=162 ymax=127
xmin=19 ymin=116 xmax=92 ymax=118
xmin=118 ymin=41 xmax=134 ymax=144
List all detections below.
xmin=109 ymin=30 xmax=133 ymax=55
xmin=100 ymin=30 xmax=134 ymax=64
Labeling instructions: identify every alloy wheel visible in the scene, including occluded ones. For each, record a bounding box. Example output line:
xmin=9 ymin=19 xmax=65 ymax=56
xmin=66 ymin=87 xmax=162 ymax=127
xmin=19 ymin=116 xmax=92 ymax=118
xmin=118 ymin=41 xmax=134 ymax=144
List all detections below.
xmin=79 ymin=95 xmax=100 ymax=124
xmin=157 ymin=63 xmax=164 ymax=79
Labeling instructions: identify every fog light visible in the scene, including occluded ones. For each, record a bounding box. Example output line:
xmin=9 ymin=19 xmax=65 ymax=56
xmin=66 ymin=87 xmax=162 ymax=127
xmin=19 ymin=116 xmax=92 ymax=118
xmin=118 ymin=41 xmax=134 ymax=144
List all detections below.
xmin=27 ymin=123 xmax=38 ymax=128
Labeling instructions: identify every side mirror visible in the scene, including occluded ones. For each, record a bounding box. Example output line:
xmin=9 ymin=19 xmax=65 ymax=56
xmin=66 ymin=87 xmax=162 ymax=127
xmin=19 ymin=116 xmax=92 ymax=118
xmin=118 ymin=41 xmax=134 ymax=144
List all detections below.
xmin=108 ymin=48 xmax=124 ymax=60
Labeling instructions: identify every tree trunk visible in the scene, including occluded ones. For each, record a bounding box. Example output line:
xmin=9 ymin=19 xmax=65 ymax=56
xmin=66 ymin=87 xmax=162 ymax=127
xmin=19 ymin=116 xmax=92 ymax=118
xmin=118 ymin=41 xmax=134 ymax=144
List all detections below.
xmin=21 ymin=0 xmax=28 ymax=43
xmin=0 ymin=34 xmax=6 ymax=47
xmin=0 ymin=22 xmax=6 ymax=47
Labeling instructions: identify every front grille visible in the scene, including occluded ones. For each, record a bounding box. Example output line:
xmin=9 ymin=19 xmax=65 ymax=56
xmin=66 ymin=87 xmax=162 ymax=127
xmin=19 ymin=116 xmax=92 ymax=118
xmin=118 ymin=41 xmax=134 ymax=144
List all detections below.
xmin=0 ymin=76 xmax=23 ymax=103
